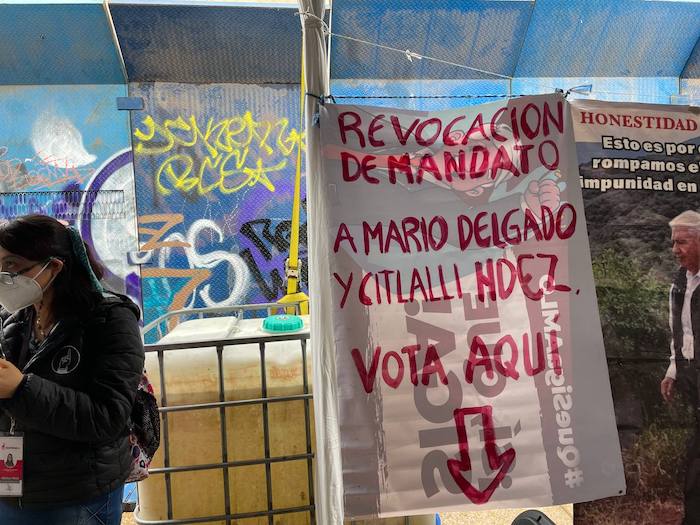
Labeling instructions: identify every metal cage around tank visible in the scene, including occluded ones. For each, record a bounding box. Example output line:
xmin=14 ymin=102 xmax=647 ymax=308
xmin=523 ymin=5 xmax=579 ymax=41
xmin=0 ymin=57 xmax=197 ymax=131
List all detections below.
xmin=133 ymin=301 xmax=316 ymax=525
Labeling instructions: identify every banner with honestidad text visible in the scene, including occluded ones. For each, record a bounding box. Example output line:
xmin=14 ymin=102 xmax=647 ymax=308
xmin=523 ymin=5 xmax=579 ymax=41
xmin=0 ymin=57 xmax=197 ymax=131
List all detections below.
xmin=318 ymin=94 xmax=625 ymax=518
xmin=571 ymin=100 xmax=700 ymax=525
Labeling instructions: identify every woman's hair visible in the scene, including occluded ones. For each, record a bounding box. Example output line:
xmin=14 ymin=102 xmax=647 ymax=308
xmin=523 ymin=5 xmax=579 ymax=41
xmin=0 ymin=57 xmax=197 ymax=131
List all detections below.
xmin=0 ymin=215 xmax=105 ymax=319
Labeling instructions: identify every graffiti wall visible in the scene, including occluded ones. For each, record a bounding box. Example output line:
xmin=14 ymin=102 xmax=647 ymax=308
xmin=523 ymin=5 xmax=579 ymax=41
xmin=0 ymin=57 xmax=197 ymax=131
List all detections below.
xmin=128 ymin=83 xmax=306 ymax=336
xmin=0 ymin=85 xmax=140 ymax=302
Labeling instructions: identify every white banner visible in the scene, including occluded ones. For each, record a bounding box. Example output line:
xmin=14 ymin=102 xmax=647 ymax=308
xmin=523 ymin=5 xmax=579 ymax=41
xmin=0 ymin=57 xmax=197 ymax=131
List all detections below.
xmin=319 ymin=94 xmax=625 ymax=517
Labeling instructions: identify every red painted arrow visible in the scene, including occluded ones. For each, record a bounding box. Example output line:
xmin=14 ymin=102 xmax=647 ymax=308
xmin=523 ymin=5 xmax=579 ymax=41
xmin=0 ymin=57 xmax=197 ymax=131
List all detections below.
xmin=447 ymin=405 xmax=516 ymax=504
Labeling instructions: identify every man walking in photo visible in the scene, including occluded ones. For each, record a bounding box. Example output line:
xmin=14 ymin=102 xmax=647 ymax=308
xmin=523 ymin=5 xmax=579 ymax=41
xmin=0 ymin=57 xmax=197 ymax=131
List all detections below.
xmin=661 ymin=210 xmax=700 ymax=525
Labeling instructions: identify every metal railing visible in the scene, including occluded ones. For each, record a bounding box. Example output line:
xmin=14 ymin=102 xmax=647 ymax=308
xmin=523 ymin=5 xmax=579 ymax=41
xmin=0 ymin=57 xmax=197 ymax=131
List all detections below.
xmin=142 ymin=301 xmax=301 ymax=341
xmin=134 ymin=302 xmax=315 ymax=525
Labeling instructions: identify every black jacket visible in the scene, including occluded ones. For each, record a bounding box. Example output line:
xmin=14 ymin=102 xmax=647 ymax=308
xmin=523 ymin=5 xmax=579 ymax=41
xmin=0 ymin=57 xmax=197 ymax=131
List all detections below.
xmin=0 ymin=293 xmax=144 ymax=507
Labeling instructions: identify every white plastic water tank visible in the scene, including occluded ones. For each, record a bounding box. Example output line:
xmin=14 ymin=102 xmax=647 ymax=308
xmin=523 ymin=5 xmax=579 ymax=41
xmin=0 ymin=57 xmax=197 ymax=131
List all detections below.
xmin=138 ymin=315 xmax=433 ymax=525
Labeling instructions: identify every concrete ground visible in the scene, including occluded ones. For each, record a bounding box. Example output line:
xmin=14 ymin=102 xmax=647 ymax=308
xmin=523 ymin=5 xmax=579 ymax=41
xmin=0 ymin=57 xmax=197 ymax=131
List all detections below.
xmin=122 ymin=505 xmax=573 ymax=524
xmin=439 ymin=505 xmax=573 ymax=524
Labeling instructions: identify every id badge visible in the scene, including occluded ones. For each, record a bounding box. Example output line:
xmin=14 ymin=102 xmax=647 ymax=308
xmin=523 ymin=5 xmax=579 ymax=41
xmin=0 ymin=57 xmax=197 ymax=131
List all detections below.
xmin=0 ymin=433 xmax=23 ymax=497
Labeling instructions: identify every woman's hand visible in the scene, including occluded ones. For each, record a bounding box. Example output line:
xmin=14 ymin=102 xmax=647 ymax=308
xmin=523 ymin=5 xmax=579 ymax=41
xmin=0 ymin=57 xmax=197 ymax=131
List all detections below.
xmin=0 ymin=360 xmax=24 ymax=399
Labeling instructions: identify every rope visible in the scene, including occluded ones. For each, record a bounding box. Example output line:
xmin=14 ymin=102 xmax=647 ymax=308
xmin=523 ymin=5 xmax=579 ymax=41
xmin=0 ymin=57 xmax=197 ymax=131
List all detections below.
xmin=331 ymin=94 xmax=526 ymax=100
xmin=297 ymin=9 xmax=513 ymax=81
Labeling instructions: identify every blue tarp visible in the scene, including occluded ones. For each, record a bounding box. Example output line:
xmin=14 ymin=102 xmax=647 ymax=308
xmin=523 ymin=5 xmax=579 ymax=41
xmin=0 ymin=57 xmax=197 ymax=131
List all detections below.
xmin=330 ymin=0 xmax=700 ymax=106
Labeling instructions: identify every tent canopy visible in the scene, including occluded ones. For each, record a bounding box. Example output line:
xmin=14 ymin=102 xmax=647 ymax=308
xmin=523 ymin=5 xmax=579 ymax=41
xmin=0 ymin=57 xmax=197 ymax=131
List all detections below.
xmin=331 ymin=0 xmax=700 ymax=79
xmin=330 ymin=0 xmax=700 ymax=106
xmin=0 ymin=0 xmax=697 ymax=103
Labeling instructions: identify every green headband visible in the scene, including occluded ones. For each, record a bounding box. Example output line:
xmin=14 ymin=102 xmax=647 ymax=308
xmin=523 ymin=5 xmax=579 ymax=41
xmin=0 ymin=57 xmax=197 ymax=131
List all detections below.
xmin=67 ymin=226 xmax=104 ymax=294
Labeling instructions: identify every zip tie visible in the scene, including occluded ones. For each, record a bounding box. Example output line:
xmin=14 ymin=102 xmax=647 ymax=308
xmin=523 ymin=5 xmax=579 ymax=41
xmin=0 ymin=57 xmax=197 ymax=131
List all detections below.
xmin=306 ymin=92 xmax=325 ymax=103
xmin=306 ymin=93 xmax=336 ymax=107
xmin=297 ymin=9 xmax=331 ymax=35
xmin=404 ymin=49 xmax=422 ymax=63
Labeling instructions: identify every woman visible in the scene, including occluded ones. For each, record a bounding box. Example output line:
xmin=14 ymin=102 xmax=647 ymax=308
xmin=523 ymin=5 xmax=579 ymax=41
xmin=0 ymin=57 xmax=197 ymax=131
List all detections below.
xmin=0 ymin=214 xmax=144 ymax=524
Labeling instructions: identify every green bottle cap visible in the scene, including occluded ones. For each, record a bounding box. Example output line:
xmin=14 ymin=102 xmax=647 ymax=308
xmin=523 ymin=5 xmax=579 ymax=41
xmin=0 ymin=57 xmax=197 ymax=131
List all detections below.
xmin=262 ymin=314 xmax=304 ymax=333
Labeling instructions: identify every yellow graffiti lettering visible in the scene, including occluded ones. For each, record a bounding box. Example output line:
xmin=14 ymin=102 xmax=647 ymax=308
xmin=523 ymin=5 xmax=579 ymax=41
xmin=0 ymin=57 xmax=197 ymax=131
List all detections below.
xmin=219 ymin=157 xmax=282 ymax=194
xmin=155 ymin=154 xmax=196 ymax=196
xmin=164 ymin=116 xmax=197 ymax=148
xmin=134 ymin=116 xmax=175 ymax=155
xmin=133 ymin=115 xmax=157 ymax=142
xmin=133 ymin=112 xmax=304 ymax=197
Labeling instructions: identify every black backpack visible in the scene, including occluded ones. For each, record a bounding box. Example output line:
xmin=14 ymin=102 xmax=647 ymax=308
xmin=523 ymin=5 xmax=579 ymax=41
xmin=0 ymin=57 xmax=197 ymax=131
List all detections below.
xmin=126 ymin=370 xmax=160 ymax=482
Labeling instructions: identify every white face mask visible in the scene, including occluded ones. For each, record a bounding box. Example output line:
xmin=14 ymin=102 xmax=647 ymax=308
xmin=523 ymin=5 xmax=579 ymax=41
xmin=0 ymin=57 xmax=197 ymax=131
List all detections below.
xmin=0 ymin=261 xmax=53 ymax=314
